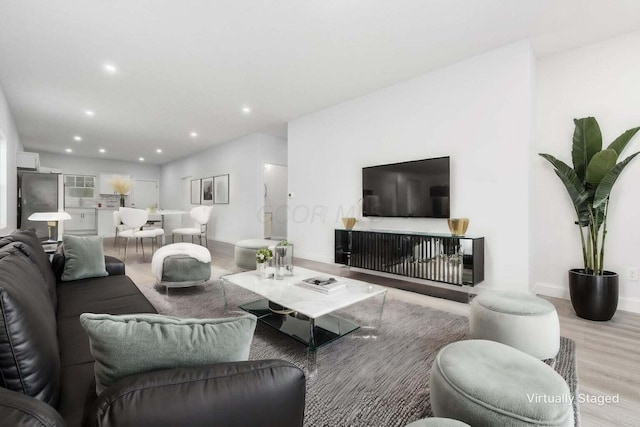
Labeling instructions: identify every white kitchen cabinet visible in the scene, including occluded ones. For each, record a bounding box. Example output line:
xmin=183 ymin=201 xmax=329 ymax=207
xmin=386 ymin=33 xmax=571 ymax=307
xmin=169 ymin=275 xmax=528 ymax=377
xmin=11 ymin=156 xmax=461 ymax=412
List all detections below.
xmin=99 ymin=173 xmax=130 ymax=195
xmin=64 ymin=174 xmax=96 ymax=199
xmin=65 ymin=208 xmax=97 ymax=234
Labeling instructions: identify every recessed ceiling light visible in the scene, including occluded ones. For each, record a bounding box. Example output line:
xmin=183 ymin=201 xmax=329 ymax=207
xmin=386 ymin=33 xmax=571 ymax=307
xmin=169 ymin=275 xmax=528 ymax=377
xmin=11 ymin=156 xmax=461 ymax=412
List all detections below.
xmin=242 ymin=106 xmax=251 ymax=114
xmin=65 ymin=148 xmax=72 ymax=153
xmin=139 ymin=157 xmax=145 ymax=162
xmin=103 ymin=63 xmax=118 ymax=74
xmin=74 ymin=135 xmax=82 ymax=142
xmin=85 ymin=110 xmax=95 ymax=117
xmin=156 ymin=148 xmax=162 ymax=153
xmin=99 ymin=148 xmax=106 ymax=153
xmin=190 ymin=131 xmax=198 ymax=138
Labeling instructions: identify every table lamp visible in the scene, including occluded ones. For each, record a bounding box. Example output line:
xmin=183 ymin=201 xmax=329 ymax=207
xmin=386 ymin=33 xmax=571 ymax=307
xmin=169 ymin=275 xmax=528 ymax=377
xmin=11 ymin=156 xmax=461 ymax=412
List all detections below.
xmin=27 ymin=211 xmax=72 ymax=242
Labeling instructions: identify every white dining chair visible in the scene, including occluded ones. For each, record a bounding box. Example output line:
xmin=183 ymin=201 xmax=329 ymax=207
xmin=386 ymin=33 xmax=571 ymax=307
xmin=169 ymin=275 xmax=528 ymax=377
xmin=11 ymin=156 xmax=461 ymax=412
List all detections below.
xmin=119 ymin=207 xmax=165 ymax=259
xmin=172 ymin=205 xmax=212 ymax=247
xmin=112 ymin=210 xmax=128 ymax=250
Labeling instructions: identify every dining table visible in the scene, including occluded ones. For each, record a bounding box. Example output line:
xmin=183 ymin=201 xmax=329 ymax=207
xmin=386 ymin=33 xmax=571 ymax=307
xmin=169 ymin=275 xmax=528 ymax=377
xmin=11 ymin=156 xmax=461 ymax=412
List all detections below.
xmin=152 ymin=209 xmax=189 ymax=244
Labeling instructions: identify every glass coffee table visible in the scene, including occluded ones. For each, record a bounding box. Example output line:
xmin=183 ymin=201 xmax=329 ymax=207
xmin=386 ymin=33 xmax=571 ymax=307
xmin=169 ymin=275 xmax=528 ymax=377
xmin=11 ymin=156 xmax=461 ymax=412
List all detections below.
xmin=221 ymin=267 xmax=387 ymax=350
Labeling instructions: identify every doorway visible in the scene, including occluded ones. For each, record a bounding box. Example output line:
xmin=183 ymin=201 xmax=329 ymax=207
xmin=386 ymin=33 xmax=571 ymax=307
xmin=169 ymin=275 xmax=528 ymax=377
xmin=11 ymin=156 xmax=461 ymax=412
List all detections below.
xmin=131 ymin=179 xmax=158 ymax=210
xmin=263 ymin=163 xmax=287 ymax=239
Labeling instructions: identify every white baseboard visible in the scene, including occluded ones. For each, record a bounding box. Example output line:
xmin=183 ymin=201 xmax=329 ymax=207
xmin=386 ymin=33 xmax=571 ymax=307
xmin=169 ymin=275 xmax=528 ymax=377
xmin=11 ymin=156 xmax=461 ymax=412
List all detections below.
xmin=618 ymin=297 xmax=640 ymax=313
xmin=294 ymin=251 xmax=335 ymax=265
xmin=533 ymin=282 xmax=570 ymax=299
xmin=533 ymin=281 xmax=640 ymax=314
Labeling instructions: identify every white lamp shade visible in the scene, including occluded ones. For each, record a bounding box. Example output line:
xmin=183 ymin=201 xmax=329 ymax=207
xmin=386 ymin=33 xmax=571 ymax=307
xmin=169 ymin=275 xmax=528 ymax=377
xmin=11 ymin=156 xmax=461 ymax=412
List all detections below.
xmin=28 ymin=212 xmax=72 ymax=221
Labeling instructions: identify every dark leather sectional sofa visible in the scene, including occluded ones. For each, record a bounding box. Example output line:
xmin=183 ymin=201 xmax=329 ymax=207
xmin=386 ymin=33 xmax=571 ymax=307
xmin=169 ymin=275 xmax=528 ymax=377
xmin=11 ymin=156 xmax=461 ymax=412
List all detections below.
xmin=0 ymin=229 xmax=305 ymax=427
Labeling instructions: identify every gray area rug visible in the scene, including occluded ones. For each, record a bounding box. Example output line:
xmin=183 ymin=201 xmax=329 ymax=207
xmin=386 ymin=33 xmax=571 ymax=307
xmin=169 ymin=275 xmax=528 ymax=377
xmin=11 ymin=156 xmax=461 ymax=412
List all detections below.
xmin=133 ymin=269 xmax=579 ymax=427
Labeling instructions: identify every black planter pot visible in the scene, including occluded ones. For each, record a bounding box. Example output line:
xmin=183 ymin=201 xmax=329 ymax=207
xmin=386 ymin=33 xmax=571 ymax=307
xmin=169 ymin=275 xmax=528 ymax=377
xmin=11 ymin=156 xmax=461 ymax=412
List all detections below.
xmin=568 ymin=269 xmax=619 ymax=321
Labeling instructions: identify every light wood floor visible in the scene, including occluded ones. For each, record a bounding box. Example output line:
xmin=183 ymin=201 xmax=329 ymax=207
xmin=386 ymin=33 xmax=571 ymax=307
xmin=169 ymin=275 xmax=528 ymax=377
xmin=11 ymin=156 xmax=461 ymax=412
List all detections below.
xmin=110 ymin=240 xmax=640 ymax=427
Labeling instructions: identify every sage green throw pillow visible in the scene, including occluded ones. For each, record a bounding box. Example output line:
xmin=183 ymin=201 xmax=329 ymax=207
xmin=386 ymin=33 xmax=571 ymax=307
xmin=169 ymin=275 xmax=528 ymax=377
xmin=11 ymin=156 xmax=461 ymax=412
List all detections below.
xmin=79 ymin=313 xmax=257 ymax=394
xmin=61 ymin=235 xmax=108 ymax=281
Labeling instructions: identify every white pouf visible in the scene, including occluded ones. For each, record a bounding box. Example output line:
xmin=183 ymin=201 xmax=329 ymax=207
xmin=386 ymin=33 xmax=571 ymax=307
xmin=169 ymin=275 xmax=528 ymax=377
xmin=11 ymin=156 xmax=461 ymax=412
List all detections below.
xmin=234 ymin=239 xmax=276 ymax=270
xmin=469 ymin=291 xmax=560 ymax=360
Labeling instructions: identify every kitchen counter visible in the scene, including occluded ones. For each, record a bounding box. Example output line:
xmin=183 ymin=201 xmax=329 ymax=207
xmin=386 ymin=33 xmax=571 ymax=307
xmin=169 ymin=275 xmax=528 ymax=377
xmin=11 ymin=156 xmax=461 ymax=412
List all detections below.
xmin=66 ymin=206 xmax=124 ymax=211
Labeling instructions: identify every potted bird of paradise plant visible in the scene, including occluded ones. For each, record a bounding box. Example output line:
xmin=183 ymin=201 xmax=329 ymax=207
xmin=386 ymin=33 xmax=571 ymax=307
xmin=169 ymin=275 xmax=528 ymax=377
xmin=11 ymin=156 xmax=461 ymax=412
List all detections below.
xmin=539 ymin=117 xmax=639 ymax=320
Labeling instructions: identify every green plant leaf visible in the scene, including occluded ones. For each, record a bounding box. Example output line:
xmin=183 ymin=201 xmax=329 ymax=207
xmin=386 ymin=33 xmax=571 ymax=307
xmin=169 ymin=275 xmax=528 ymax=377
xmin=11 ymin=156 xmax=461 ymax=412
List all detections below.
xmin=607 ymin=127 xmax=640 ymax=156
xmin=572 ymin=117 xmax=602 ymax=182
xmin=539 ymin=153 xmax=589 ymax=213
xmin=575 ymin=211 xmax=590 ymax=227
xmin=593 ymin=204 xmax=606 ymax=234
xmin=586 ymin=149 xmax=618 ymax=185
xmin=593 ymin=152 xmax=640 ymax=208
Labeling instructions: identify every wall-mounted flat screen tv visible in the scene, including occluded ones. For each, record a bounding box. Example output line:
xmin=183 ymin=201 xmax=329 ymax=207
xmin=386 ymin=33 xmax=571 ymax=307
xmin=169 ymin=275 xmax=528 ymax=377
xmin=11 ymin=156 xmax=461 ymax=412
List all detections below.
xmin=362 ymin=156 xmax=450 ymax=218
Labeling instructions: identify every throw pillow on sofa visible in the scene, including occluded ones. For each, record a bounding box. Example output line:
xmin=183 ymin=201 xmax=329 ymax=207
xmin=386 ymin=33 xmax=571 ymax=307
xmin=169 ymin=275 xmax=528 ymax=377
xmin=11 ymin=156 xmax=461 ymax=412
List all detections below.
xmin=61 ymin=235 xmax=109 ymax=281
xmin=79 ymin=312 xmax=258 ymax=394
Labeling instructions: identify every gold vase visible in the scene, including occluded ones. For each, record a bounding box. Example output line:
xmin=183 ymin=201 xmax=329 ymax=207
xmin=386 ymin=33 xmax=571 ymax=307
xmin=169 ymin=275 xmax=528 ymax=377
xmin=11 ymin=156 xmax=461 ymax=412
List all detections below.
xmin=342 ymin=217 xmax=357 ymax=229
xmin=448 ymin=218 xmax=469 ymax=236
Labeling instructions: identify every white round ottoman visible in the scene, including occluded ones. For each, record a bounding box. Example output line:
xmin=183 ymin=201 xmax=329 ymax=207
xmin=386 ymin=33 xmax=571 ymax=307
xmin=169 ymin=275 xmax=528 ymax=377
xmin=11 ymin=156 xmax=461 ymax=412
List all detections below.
xmin=234 ymin=239 xmax=276 ymax=270
xmin=151 ymin=243 xmax=211 ymax=291
xmin=469 ymin=291 xmax=560 ymax=359
xmin=430 ymin=340 xmax=574 ymax=427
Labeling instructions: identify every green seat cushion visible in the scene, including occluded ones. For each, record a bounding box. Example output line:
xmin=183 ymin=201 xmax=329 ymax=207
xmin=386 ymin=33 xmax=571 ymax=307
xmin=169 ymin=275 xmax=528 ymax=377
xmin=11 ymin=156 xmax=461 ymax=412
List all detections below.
xmin=433 ymin=340 xmax=572 ymax=425
xmin=162 ymin=254 xmax=211 ymax=283
xmin=61 ymin=235 xmax=108 ymax=281
xmin=474 ymin=291 xmax=555 ymax=316
xmin=80 ymin=313 xmax=257 ymax=394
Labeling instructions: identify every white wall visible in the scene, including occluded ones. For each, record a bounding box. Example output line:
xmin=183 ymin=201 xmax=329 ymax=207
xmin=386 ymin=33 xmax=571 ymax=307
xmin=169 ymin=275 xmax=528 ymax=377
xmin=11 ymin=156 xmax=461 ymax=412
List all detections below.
xmin=534 ymin=31 xmax=640 ymax=313
xmin=288 ymin=41 xmax=535 ymax=292
xmin=0 ymin=80 xmax=22 ymax=235
xmin=160 ymin=133 xmax=287 ymax=244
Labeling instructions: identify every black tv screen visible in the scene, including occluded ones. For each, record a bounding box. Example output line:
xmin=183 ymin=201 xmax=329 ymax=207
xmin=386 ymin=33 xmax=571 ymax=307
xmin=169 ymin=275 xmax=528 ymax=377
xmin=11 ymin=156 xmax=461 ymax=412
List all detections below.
xmin=362 ymin=156 xmax=450 ymax=218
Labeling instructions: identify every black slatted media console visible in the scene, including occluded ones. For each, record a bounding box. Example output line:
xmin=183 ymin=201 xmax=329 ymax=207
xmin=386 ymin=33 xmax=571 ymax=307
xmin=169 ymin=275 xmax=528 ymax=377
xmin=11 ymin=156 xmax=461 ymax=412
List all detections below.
xmin=335 ymin=229 xmax=484 ymax=286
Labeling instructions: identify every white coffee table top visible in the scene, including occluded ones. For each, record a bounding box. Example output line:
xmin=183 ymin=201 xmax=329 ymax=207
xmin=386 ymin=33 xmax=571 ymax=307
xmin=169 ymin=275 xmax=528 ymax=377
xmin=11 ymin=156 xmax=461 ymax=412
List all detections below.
xmin=222 ymin=267 xmax=386 ymax=319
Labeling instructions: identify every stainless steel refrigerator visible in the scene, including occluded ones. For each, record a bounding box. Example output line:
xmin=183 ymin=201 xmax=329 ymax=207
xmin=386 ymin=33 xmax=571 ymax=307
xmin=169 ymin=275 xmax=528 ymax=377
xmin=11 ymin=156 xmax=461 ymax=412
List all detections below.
xmin=17 ymin=172 xmax=64 ymax=240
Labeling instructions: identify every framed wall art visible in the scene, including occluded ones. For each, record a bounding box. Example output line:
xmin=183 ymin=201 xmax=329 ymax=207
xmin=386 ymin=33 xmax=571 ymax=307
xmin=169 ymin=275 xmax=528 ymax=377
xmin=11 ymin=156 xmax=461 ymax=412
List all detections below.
xmin=190 ymin=179 xmax=201 ymax=204
xmin=214 ymin=174 xmax=229 ymax=204
xmin=201 ymin=177 xmax=214 ymax=205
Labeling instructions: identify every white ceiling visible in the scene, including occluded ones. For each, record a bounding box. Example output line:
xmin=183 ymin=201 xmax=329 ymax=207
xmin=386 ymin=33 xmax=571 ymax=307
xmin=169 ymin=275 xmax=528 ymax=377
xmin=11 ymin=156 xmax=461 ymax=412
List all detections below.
xmin=1 ymin=1 xmax=640 ymax=165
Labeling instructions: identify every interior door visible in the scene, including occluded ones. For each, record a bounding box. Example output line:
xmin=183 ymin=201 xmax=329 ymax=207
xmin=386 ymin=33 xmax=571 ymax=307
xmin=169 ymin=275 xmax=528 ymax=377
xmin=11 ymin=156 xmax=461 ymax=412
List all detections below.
xmin=131 ymin=180 xmax=158 ymax=210
xmin=263 ymin=164 xmax=287 ymax=239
